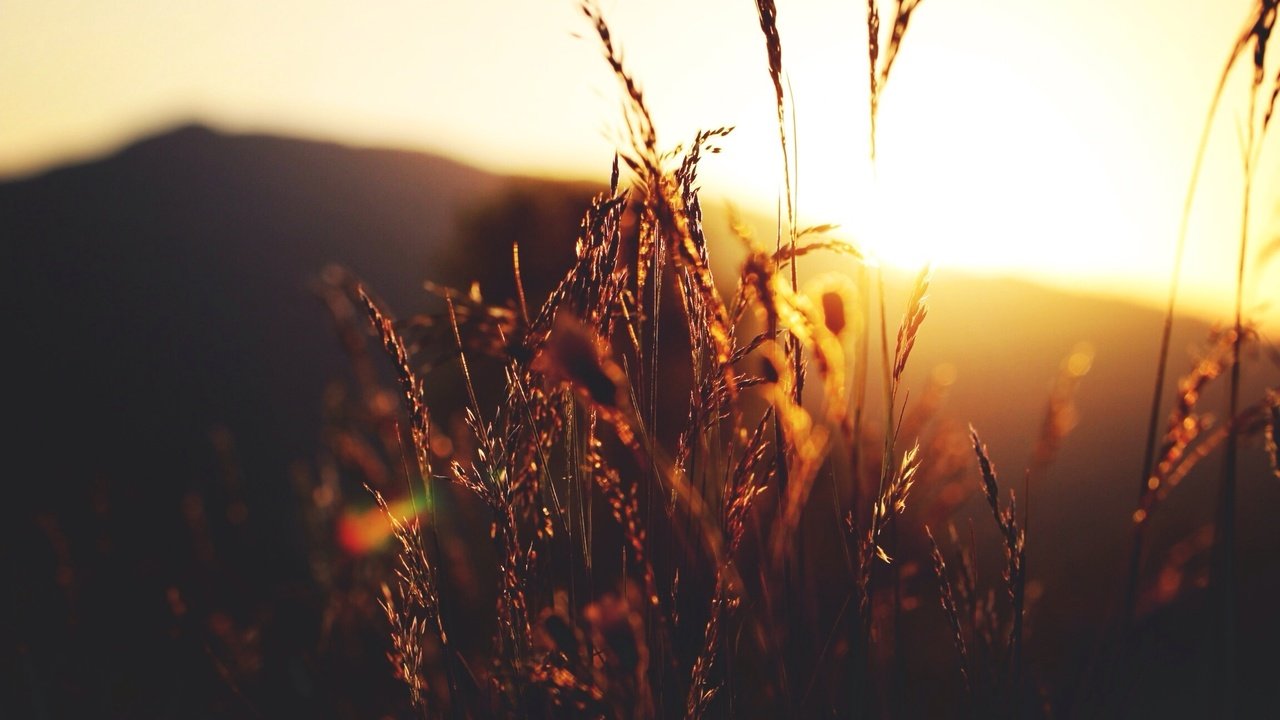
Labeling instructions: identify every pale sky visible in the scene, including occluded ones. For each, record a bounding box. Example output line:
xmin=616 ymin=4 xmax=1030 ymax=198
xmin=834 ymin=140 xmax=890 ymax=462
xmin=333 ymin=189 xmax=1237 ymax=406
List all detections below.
xmin=3 ymin=0 xmax=1277 ymax=324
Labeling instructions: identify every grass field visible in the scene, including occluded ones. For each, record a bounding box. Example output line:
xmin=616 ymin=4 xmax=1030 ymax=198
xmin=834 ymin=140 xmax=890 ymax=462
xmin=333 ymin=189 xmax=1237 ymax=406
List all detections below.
xmin=334 ymin=2 xmax=1280 ymax=718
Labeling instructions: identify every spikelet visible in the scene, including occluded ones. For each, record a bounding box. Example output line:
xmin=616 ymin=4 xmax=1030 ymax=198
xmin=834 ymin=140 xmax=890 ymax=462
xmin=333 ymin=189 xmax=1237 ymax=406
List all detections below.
xmin=866 ymin=440 xmax=922 ymax=565
xmin=371 ymin=487 xmax=443 ymax=712
xmin=867 ymin=0 xmax=925 ymax=157
xmin=893 ymin=266 xmax=931 ymax=384
xmin=586 ymin=1 xmax=741 ymax=401
xmin=970 ymin=429 xmax=1020 ymax=559
xmin=358 ymin=287 xmax=432 ymax=481
xmin=773 ymin=237 xmax=866 ymax=268
xmin=688 ymin=411 xmax=772 ymax=719
xmin=865 ymin=0 xmax=881 ymax=156
xmin=580 ymin=1 xmax=656 ymax=178
xmin=969 ymin=427 xmax=1026 ymax=676
xmin=1246 ymin=0 xmax=1277 ymax=90
xmin=926 ymin=526 xmax=972 ymax=697
xmin=752 ymin=0 xmax=794 ymax=238
xmin=584 ymin=427 xmax=658 ymax=611
xmin=1134 ymin=328 xmax=1237 ymax=524
xmin=878 ymin=1 xmax=926 ymax=97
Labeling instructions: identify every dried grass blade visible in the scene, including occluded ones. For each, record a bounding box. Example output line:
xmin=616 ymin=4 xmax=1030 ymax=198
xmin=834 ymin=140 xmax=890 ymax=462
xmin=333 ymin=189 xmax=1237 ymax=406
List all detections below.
xmin=926 ymin=526 xmax=972 ymax=698
xmin=878 ymin=1 xmax=924 ymax=94
xmin=865 ymin=0 xmax=881 ymax=157
xmin=358 ymin=287 xmax=432 ymax=481
xmin=753 ymin=0 xmax=794 ymax=238
xmin=893 ymin=266 xmax=930 ymax=385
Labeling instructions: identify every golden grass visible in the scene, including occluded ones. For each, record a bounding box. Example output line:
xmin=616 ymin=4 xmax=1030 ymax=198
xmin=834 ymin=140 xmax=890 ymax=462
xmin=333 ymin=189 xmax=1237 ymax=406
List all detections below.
xmin=346 ymin=2 xmax=1280 ymax=717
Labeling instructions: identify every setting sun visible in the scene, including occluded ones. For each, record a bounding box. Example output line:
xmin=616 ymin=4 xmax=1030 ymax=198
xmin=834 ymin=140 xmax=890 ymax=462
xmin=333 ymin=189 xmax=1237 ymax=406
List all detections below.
xmin=3 ymin=0 xmax=1276 ymax=326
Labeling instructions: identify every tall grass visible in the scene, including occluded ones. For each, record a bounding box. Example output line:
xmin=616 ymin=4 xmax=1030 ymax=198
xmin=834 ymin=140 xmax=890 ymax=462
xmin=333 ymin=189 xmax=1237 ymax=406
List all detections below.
xmin=1123 ymin=3 xmax=1277 ymax=714
xmin=344 ymin=1 xmax=1280 ymax=718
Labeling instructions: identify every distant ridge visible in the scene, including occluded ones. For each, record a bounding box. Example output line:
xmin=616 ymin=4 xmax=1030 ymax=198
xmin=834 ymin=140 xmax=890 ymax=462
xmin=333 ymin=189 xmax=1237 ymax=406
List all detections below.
xmin=6 ymin=123 xmax=507 ymax=487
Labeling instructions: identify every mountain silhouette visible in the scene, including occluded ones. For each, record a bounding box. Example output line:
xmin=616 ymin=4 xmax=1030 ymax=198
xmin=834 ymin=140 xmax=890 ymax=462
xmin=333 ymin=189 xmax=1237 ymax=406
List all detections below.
xmin=3 ymin=125 xmax=591 ymax=715
xmin=4 ymin=125 xmax=1277 ymax=716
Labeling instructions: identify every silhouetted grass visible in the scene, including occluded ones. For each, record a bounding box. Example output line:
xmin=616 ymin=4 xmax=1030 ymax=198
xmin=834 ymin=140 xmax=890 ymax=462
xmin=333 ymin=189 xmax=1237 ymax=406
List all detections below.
xmin=342 ymin=2 xmax=1280 ymax=718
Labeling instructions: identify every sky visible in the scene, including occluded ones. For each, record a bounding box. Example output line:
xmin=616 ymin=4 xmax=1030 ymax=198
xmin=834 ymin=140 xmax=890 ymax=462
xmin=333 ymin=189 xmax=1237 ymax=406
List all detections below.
xmin=3 ymin=0 xmax=1278 ymax=325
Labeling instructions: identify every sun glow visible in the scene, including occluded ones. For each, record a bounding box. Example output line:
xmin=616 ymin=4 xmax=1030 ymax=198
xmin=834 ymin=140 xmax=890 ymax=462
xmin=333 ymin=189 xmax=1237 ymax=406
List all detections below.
xmin=671 ymin=0 xmax=1277 ymax=323
xmin=3 ymin=0 xmax=1275 ymax=321
xmin=854 ymin=67 xmax=1144 ymax=279
xmin=772 ymin=20 xmax=1156 ymax=286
